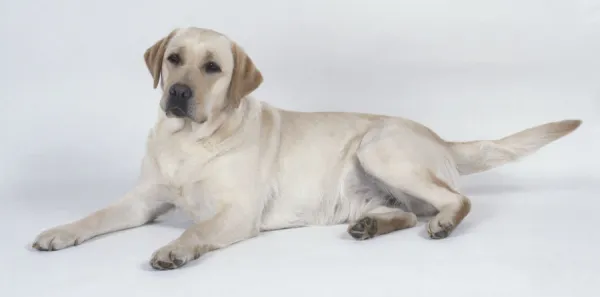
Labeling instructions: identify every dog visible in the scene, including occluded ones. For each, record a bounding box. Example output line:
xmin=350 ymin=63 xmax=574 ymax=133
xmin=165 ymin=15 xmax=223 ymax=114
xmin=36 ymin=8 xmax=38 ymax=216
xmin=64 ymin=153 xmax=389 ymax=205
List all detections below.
xmin=31 ymin=27 xmax=582 ymax=270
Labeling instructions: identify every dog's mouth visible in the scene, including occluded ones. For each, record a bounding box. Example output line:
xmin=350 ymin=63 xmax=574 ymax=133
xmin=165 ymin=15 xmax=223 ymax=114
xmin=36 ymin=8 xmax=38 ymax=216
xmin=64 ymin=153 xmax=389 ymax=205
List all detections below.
xmin=166 ymin=107 xmax=186 ymax=118
xmin=165 ymin=108 xmax=207 ymax=125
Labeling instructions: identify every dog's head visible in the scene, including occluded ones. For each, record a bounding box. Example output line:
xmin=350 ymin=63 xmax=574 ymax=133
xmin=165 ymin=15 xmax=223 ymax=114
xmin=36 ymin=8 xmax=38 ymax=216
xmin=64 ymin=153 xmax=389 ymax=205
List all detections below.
xmin=143 ymin=27 xmax=263 ymax=123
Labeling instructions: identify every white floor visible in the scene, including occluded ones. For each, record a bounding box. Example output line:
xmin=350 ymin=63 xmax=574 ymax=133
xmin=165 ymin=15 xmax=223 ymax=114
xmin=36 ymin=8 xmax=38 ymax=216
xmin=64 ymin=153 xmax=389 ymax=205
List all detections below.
xmin=4 ymin=168 xmax=600 ymax=297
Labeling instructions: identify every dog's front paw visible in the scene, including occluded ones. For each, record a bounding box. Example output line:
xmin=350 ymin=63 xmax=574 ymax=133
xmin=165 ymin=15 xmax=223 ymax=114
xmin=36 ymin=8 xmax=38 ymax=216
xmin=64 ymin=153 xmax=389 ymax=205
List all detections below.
xmin=149 ymin=243 xmax=200 ymax=270
xmin=32 ymin=226 xmax=84 ymax=251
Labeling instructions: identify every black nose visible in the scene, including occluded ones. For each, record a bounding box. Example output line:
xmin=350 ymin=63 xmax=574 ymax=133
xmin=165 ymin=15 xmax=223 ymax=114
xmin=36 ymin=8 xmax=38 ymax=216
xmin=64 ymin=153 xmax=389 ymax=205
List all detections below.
xmin=168 ymin=83 xmax=193 ymax=100
xmin=166 ymin=84 xmax=192 ymax=117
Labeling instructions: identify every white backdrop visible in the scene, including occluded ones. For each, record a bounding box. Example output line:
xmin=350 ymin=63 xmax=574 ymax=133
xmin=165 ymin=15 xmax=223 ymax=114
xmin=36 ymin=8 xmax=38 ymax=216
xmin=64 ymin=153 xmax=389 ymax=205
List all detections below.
xmin=1 ymin=1 xmax=599 ymax=297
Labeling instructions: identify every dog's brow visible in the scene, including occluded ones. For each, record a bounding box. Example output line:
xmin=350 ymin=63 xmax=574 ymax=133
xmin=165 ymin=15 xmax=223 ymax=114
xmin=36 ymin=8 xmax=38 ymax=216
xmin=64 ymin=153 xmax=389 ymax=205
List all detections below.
xmin=169 ymin=46 xmax=184 ymax=55
xmin=203 ymin=51 xmax=215 ymax=62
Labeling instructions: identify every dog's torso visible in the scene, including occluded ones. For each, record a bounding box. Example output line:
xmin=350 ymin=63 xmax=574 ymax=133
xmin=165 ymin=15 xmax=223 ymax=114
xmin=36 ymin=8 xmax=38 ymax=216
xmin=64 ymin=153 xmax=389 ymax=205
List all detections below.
xmin=144 ymin=98 xmax=453 ymax=231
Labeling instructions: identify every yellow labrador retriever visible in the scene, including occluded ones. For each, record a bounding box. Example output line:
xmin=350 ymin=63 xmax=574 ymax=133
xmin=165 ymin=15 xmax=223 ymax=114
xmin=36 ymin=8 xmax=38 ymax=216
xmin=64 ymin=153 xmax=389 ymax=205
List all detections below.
xmin=32 ymin=27 xmax=581 ymax=270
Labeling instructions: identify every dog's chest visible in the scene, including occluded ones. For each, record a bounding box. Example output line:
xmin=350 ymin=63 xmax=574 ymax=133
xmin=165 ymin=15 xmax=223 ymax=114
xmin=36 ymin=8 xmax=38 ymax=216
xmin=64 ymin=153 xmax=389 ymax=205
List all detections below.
xmin=149 ymin=133 xmax=217 ymax=186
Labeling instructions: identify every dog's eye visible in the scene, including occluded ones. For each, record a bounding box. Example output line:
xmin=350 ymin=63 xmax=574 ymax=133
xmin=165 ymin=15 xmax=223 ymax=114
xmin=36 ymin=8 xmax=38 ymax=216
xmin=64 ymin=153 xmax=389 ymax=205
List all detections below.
xmin=204 ymin=61 xmax=221 ymax=73
xmin=167 ymin=54 xmax=181 ymax=65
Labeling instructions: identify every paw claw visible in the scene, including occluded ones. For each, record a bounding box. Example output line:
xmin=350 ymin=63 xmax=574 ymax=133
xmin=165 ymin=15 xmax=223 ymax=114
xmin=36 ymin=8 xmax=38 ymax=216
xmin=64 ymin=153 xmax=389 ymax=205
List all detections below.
xmin=172 ymin=258 xmax=185 ymax=267
xmin=168 ymin=251 xmax=184 ymax=266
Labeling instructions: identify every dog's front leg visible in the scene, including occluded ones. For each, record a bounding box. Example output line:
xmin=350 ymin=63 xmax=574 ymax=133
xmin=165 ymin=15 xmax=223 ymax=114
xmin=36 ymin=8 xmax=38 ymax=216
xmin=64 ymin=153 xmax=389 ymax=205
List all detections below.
xmin=31 ymin=182 xmax=173 ymax=251
xmin=149 ymin=201 xmax=258 ymax=270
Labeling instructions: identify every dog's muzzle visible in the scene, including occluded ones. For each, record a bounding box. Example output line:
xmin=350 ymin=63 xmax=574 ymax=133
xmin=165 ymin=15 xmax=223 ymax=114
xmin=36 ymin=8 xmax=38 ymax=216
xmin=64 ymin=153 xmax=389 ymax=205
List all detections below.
xmin=166 ymin=83 xmax=193 ymax=117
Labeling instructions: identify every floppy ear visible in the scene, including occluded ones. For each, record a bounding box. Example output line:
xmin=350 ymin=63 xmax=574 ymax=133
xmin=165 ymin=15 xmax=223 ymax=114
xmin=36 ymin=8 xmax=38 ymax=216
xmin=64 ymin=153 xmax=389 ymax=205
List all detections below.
xmin=143 ymin=30 xmax=177 ymax=89
xmin=227 ymin=43 xmax=263 ymax=108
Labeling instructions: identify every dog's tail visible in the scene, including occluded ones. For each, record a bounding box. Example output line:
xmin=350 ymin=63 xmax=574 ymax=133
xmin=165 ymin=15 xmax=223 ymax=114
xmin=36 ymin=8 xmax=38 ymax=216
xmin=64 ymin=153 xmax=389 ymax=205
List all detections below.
xmin=448 ymin=119 xmax=582 ymax=175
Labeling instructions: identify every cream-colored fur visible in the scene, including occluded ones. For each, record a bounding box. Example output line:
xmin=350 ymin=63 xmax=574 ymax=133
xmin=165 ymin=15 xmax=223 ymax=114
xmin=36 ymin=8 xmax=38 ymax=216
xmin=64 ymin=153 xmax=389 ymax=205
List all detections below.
xmin=31 ymin=27 xmax=582 ymax=270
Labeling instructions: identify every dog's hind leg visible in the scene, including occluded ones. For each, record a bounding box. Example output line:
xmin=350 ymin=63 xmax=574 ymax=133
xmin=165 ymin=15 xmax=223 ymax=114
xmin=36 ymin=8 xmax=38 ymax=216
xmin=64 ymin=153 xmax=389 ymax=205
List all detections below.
xmin=356 ymin=123 xmax=470 ymax=239
xmin=359 ymin=161 xmax=470 ymax=239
